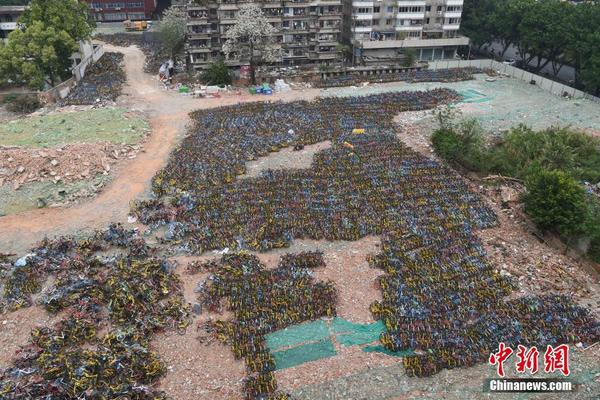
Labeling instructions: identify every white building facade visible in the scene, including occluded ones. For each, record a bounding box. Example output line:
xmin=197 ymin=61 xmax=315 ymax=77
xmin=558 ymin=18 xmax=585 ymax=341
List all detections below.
xmin=345 ymin=0 xmax=469 ymax=64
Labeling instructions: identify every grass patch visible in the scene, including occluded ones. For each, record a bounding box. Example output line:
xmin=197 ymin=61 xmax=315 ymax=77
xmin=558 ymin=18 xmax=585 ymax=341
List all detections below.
xmin=0 ymin=175 xmax=111 ymax=216
xmin=0 ymin=108 xmax=148 ymax=148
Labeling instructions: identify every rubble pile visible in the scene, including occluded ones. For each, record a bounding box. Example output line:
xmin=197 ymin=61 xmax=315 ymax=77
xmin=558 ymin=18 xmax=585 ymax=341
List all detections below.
xmin=0 ymin=143 xmax=141 ymax=189
xmin=62 ymin=52 xmax=126 ymax=105
xmin=0 ymin=224 xmax=190 ymax=398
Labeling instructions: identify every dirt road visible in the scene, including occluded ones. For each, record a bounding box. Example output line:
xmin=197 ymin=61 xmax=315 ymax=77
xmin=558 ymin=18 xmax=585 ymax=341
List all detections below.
xmin=0 ymin=45 xmax=321 ymax=254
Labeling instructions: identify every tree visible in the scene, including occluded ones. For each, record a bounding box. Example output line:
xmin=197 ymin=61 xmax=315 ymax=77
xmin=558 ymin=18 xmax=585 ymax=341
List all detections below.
xmin=201 ymin=59 xmax=232 ymax=86
xmin=222 ymin=3 xmax=280 ymax=84
xmin=19 ymin=0 xmax=95 ymax=42
xmin=523 ymin=170 xmax=588 ymax=237
xmin=159 ymin=6 xmax=187 ymax=58
xmin=0 ymin=21 xmax=77 ymax=89
xmin=580 ymin=33 xmax=600 ymax=96
xmin=517 ymin=0 xmax=572 ymax=73
xmin=493 ymin=0 xmax=533 ymax=58
xmin=460 ymin=0 xmax=496 ymax=49
xmin=402 ymin=48 xmax=417 ymax=67
xmin=335 ymin=43 xmax=352 ymax=66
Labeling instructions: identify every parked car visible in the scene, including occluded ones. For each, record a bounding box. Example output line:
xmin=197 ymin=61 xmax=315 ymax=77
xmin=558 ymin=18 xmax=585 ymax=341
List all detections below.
xmin=503 ymin=59 xmax=517 ymax=66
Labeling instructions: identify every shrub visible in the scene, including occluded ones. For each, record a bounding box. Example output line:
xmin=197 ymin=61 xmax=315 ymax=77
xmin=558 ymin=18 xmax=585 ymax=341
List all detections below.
xmin=201 ymin=59 xmax=232 ymax=86
xmin=2 ymin=93 xmax=17 ymax=104
xmin=431 ymin=118 xmax=488 ymax=172
xmin=491 ymin=125 xmax=600 ymax=183
xmin=522 ymin=170 xmax=588 ymax=237
xmin=5 ymin=94 xmax=41 ymax=114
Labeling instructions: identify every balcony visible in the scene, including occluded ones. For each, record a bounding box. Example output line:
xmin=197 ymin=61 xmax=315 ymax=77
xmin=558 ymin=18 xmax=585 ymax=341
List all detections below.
xmin=395 ymin=12 xmax=425 ymax=19
xmin=396 ymin=0 xmax=426 ymax=5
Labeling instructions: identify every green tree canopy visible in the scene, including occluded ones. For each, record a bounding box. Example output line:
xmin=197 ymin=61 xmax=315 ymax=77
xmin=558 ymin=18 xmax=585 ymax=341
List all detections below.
xmin=19 ymin=0 xmax=95 ymax=42
xmin=201 ymin=59 xmax=232 ymax=86
xmin=523 ymin=170 xmax=588 ymax=237
xmin=0 ymin=21 xmax=77 ymax=89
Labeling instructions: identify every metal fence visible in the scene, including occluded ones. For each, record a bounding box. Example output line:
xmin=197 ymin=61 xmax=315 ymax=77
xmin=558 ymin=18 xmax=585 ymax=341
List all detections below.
xmin=428 ymin=59 xmax=600 ymax=104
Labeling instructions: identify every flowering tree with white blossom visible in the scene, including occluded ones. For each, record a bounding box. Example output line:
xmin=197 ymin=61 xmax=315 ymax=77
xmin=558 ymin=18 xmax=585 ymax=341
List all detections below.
xmin=222 ymin=3 xmax=281 ymax=83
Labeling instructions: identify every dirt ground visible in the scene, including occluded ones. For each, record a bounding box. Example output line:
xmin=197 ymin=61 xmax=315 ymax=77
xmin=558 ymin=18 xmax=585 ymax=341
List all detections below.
xmin=0 ymin=45 xmax=599 ymax=400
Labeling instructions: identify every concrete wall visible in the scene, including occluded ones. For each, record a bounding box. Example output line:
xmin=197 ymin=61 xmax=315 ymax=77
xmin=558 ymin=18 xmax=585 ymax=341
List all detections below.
xmin=71 ymin=42 xmax=105 ymax=82
xmin=427 ymin=59 xmax=600 ymax=103
xmin=43 ymin=42 xmax=105 ymax=102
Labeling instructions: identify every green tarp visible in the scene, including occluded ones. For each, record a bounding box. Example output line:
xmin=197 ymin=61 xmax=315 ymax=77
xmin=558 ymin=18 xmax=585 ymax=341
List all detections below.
xmin=332 ymin=317 xmax=385 ymax=347
xmin=271 ymin=339 xmax=337 ymax=370
xmin=266 ymin=319 xmax=330 ymax=352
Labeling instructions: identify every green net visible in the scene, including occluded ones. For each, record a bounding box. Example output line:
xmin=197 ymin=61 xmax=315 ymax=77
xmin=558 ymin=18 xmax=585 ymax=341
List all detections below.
xmin=458 ymin=88 xmax=491 ymax=103
xmin=265 ymin=319 xmax=330 ymax=352
xmin=271 ymin=339 xmax=337 ymax=370
xmin=332 ymin=317 xmax=385 ymax=347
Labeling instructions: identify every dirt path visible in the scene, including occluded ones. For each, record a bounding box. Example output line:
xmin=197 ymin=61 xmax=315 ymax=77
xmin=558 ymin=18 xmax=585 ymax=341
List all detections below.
xmin=0 ymin=45 xmax=321 ymax=254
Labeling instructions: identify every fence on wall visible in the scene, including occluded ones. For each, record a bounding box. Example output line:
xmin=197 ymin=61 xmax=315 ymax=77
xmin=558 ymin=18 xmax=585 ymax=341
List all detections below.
xmin=428 ymin=59 xmax=600 ymax=103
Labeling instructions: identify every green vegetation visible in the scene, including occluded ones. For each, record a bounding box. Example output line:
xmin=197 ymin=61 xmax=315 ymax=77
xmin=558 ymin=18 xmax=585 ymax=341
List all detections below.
xmin=402 ymin=49 xmax=417 ymax=68
xmin=522 ymin=170 xmax=588 ymax=237
xmin=0 ymin=108 xmax=148 ymax=147
xmin=461 ymin=0 xmax=600 ymax=94
xmin=0 ymin=0 xmax=95 ymax=89
xmin=432 ymin=111 xmax=600 ymax=262
xmin=201 ymin=59 xmax=232 ymax=86
xmin=4 ymin=94 xmax=42 ymax=114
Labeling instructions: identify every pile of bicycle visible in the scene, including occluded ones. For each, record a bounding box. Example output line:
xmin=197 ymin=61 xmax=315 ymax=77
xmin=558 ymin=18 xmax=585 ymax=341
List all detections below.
xmin=198 ymin=252 xmax=335 ymax=399
xmin=0 ymin=224 xmax=190 ymax=399
xmin=317 ymin=67 xmax=483 ymax=88
xmin=370 ymin=221 xmax=599 ymax=376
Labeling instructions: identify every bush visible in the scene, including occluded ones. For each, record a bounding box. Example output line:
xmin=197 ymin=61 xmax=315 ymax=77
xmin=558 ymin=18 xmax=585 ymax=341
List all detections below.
xmin=431 ymin=118 xmax=489 ymax=172
xmin=490 ymin=125 xmax=600 ymax=183
xmin=201 ymin=59 xmax=231 ymax=86
xmin=2 ymin=93 xmax=17 ymax=104
xmin=5 ymin=94 xmax=41 ymax=114
xmin=522 ymin=170 xmax=588 ymax=237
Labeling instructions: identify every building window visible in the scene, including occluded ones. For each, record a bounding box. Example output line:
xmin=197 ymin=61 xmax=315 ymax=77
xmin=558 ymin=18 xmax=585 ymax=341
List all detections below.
xmin=373 ymin=6 xmax=380 ymax=12
xmin=437 ymin=6 xmax=443 ymax=11
xmin=91 ymin=2 xmax=103 ymax=9
xmin=385 ymin=18 xmax=392 ymax=25
xmin=127 ymin=12 xmax=145 ymax=19
xmin=387 ymin=6 xmax=393 ymax=12
xmin=128 ymin=1 xmax=143 ymax=7
xmin=398 ymin=6 xmax=423 ymax=13
xmin=104 ymin=12 xmax=127 ymax=20
xmin=447 ymin=18 xmax=461 ymax=24
xmin=425 ymin=5 xmax=431 ymax=11
xmin=408 ymin=31 xmax=420 ymax=37
xmin=356 ymin=7 xmax=371 ymax=14
xmin=446 ymin=6 xmax=462 ymax=12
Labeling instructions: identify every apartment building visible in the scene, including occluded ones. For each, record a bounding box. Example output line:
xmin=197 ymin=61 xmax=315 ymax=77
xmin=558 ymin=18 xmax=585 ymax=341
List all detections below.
xmin=85 ymin=0 xmax=157 ymax=21
xmin=186 ymin=0 xmax=343 ymax=71
xmin=0 ymin=5 xmax=25 ymax=41
xmin=345 ymin=0 xmax=469 ymax=64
